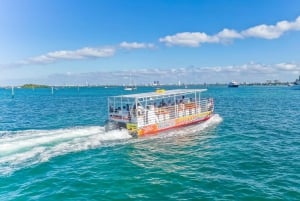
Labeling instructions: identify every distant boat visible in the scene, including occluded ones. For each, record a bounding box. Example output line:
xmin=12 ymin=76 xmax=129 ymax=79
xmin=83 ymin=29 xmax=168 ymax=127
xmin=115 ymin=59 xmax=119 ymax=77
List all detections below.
xmin=124 ymin=86 xmax=137 ymax=91
xmin=291 ymin=75 xmax=300 ymax=90
xmin=228 ymin=81 xmax=239 ymax=87
xmin=124 ymin=74 xmax=137 ymax=91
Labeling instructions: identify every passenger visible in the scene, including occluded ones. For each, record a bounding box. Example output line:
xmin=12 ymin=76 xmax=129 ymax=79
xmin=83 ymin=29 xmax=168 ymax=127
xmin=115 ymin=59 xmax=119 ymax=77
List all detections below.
xmin=208 ymin=98 xmax=214 ymax=111
xmin=137 ymin=103 xmax=144 ymax=116
xmin=117 ymin=107 xmax=122 ymax=114
xmin=109 ymin=105 xmax=114 ymax=113
xmin=122 ymin=106 xmax=129 ymax=117
xmin=132 ymin=104 xmax=136 ymax=114
xmin=179 ymin=100 xmax=185 ymax=110
xmin=159 ymin=100 xmax=165 ymax=107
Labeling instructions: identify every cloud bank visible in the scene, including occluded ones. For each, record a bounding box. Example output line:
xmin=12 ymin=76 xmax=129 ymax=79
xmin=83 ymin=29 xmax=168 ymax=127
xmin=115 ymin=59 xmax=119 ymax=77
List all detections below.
xmin=2 ymin=61 xmax=299 ymax=86
xmin=6 ymin=62 xmax=295 ymax=86
xmin=51 ymin=62 xmax=300 ymax=85
xmin=160 ymin=16 xmax=300 ymax=46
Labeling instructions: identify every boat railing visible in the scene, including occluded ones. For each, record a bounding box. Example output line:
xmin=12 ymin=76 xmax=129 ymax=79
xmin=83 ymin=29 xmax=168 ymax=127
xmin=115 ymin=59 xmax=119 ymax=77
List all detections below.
xmin=108 ymin=97 xmax=214 ymax=127
xmin=131 ymin=98 xmax=214 ymax=128
xmin=108 ymin=107 xmax=131 ymax=122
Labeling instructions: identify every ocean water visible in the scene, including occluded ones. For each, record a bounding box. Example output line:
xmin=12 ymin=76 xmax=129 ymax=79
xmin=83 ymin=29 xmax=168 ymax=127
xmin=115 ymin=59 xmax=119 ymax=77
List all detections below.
xmin=0 ymin=86 xmax=299 ymax=200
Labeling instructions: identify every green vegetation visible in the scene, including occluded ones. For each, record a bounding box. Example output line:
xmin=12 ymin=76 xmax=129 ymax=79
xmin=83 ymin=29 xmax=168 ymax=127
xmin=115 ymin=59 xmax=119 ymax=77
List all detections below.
xmin=21 ymin=84 xmax=50 ymax=89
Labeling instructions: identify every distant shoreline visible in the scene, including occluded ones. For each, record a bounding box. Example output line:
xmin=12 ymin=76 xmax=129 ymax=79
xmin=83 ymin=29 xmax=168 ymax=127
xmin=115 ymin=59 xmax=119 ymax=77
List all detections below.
xmin=0 ymin=82 xmax=294 ymax=89
xmin=20 ymin=84 xmax=51 ymax=89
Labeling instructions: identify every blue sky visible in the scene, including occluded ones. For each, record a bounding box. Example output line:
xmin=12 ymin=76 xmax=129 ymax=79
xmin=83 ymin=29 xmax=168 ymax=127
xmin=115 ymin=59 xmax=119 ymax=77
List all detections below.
xmin=1 ymin=0 xmax=300 ymax=85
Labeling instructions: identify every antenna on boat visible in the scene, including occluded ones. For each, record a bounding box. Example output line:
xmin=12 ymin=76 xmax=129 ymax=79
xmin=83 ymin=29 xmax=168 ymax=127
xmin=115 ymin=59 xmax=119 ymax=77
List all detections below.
xmin=11 ymin=86 xmax=14 ymax=99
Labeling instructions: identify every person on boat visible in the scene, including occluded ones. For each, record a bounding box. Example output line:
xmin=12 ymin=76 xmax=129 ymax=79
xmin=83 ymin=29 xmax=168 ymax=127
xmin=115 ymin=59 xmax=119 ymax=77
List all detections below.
xmin=182 ymin=95 xmax=186 ymax=103
xmin=137 ymin=103 xmax=144 ymax=116
xmin=109 ymin=105 xmax=114 ymax=113
xmin=179 ymin=100 xmax=185 ymax=112
xmin=208 ymin=98 xmax=214 ymax=111
xmin=117 ymin=107 xmax=123 ymax=115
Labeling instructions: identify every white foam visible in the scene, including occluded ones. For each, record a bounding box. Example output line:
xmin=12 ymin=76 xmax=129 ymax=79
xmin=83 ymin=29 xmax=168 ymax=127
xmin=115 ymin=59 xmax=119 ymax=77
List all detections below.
xmin=188 ymin=113 xmax=223 ymax=133
xmin=0 ymin=126 xmax=131 ymax=176
xmin=149 ymin=114 xmax=223 ymax=139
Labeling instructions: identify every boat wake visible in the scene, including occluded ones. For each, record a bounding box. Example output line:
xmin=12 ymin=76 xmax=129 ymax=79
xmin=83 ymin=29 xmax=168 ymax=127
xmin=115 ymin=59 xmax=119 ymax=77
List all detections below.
xmin=0 ymin=126 xmax=131 ymax=176
xmin=0 ymin=114 xmax=222 ymax=176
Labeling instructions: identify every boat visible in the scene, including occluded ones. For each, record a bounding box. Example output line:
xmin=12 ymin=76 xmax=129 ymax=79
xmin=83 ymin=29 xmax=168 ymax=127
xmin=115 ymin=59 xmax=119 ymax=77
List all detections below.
xmin=105 ymin=89 xmax=214 ymax=137
xmin=124 ymin=86 xmax=137 ymax=91
xmin=228 ymin=81 xmax=239 ymax=87
xmin=124 ymin=74 xmax=137 ymax=91
xmin=291 ymin=75 xmax=300 ymax=90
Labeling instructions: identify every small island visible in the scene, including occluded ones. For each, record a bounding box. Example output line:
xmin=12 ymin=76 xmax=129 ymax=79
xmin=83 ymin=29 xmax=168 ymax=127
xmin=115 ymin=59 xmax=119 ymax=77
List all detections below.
xmin=21 ymin=84 xmax=50 ymax=89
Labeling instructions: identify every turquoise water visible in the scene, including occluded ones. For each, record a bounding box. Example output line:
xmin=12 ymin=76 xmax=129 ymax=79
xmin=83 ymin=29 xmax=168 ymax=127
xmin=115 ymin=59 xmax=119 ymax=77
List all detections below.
xmin=0 ymin=86 xmax=299 ymax=200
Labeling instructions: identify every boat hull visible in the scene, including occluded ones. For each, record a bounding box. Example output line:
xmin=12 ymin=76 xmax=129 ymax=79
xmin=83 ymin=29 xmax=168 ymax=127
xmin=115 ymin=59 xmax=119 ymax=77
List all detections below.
xmin=291 ymin=85 xmax=300 ymax=90
xmin=126 ymin=111 xmax=213 ymax=137
xmin=228 ymin=81 xmax=239 ymax=87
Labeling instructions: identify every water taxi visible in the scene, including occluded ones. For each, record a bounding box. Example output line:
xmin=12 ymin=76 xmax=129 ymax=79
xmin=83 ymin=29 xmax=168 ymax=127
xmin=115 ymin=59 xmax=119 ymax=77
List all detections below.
xmin=105 ymin=89 xmax=214 ymax=137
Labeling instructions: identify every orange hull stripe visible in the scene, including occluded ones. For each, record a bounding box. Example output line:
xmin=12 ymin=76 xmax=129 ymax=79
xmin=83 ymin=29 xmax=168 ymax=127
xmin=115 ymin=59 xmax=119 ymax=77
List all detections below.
xmin=139 ymin=115 xmax=211 ymax=136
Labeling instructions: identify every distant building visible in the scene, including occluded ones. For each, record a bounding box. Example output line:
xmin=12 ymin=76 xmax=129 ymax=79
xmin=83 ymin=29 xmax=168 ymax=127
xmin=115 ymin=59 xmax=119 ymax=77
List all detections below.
xmin=153 ymin=81 xmax=160 ymax=86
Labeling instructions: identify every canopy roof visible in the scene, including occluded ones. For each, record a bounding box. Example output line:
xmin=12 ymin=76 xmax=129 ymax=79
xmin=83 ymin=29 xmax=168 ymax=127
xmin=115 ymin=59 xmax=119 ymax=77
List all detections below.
xmin=112 ymin=89 xmax=207 ymax=100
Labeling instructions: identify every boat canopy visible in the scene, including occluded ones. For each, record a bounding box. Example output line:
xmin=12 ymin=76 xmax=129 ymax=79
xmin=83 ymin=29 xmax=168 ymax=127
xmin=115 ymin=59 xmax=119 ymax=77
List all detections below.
xmin=113 ymin=89 xmax=207 ymax=99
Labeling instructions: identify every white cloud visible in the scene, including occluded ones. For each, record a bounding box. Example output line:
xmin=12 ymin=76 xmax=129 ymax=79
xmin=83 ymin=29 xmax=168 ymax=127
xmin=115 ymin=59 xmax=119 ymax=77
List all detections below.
xmin=34 ymin=47 xmax=116 ymax=64
xmin=275 ymin=62 xmax=299 ymax=71
xmin=43 ymin=47 xmax=116 ymax=60
xmin=242 ymin=16 xmax=300 ymax=39
xmin=158 ymin=29 xmax=243 ymax=47
xmin=217 ymin=29 xmax=243 ymax=40
xmin=158 ymin=29 xmax=244 ymax=47
xmin=11 ymin=47 xmax=116 ymax=66
xmin=241 ymin=24 xmax=283 ymax=39
xmin=159 ymin=32 xmax=218 ymax=47
xmin=119 ymin=41 xmax=155 ymax=49
xmin=160 ymin=16 xmax=300 ymax=46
